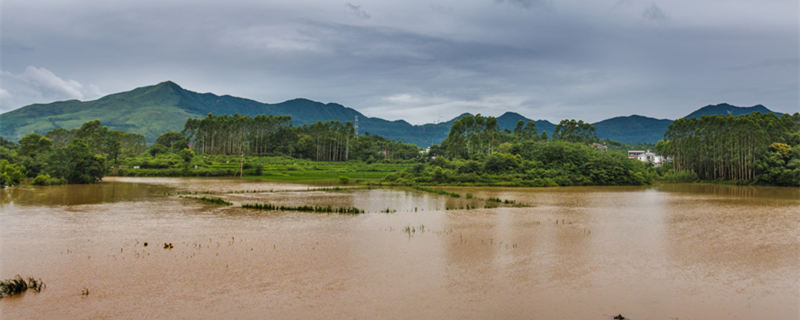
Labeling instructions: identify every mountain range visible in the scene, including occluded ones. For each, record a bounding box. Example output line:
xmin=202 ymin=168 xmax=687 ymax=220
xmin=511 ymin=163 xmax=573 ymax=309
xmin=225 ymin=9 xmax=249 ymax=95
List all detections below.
xmin=0 ymin=81 xmax=781 ymax=146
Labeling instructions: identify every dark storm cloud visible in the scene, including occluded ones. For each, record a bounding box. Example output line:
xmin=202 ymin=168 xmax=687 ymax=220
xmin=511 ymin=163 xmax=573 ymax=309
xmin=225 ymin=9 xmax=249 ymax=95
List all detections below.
xmin=0 ymin=0 xmax=796 ymax=123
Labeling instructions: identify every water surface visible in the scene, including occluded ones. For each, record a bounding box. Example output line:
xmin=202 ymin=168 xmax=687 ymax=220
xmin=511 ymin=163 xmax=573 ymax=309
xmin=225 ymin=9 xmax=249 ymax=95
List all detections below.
xmin=1 ymin=178 xmax=798 ymax=319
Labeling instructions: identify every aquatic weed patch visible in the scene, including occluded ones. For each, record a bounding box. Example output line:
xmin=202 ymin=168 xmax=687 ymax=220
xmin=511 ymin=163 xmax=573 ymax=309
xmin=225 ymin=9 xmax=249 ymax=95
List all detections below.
xmin=242 ymin=203 xmax=364 ymax=214
xmin=181 ymin=196 xmax=232 ymax=206
xmin=411 ymin=185 xmax=461 ymax=198
xmin=0 ymin=276 xmax=45 ymax=298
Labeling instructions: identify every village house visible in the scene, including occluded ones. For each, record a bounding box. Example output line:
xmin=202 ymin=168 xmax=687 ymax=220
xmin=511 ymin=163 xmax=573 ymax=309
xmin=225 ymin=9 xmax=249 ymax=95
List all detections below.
xmin=628 ymin=150 xmax=666 ymax=167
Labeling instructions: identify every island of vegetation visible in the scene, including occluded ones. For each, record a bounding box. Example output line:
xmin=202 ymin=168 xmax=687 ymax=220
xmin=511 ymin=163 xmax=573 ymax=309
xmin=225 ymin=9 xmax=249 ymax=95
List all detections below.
xmin=1 ymin=111 xmax=797 ymax=188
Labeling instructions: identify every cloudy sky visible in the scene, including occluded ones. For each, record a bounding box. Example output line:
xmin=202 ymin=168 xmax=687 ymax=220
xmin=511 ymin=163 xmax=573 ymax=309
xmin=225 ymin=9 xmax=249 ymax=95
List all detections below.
xmin=1 ymin=0 xmax=797 ymax=123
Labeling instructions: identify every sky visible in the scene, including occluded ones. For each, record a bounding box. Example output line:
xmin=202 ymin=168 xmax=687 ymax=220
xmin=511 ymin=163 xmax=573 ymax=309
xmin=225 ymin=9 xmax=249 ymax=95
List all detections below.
xmin=1 ymin=0 xmax=797 ymax=124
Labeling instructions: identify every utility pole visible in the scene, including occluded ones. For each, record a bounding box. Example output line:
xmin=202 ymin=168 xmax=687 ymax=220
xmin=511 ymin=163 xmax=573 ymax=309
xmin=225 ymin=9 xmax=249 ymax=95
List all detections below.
xmin=354 ymin=115 xmax=359 ymax=136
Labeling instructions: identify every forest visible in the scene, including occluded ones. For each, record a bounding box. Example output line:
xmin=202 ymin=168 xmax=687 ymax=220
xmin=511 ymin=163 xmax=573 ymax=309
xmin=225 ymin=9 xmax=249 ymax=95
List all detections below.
xmin=383 ymin=115 xmax=654 ymax=186
xmin=657 ymin=112 xmax=800 ymax=186
xmin=0 ymin=120 xmax=145 ymax=186
xmin=182 ymin=114 xmax=419 ymax=161
xmin=2 ymin=112 xmax=797 ymax=187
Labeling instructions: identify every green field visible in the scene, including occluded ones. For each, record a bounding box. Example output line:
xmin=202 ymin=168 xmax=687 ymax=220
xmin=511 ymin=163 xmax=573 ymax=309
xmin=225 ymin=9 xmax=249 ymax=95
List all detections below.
xmin=114 ymin=155 xmax=413 ymax=184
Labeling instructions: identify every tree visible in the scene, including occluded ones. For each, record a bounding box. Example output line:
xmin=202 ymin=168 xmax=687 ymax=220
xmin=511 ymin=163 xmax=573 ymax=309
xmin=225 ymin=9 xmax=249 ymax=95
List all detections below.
xmin=47 ymin=139 xmax=106 ymax=184
xmin=554 ymin=119 xmax=597 ymax=143
xmin=0 ymin=159 xmax=24 ymax=187
xmin=156 ymin=132 xmax=189 ymax=151
xmin=18 ymin=133 xmax=53 ymax=158
xmin=661 ymin=112 xmax=800 ymax=185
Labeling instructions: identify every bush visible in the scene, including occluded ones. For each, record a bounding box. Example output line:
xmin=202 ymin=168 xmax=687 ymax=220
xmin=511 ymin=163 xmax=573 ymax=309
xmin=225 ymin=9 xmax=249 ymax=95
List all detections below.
xmin=0 ymin=159 xmax=25 ymax=187
xmin=32 ymin=174 xmax=66 ymax=186
xmin=338 ymin=176 xmax=350 ymax=184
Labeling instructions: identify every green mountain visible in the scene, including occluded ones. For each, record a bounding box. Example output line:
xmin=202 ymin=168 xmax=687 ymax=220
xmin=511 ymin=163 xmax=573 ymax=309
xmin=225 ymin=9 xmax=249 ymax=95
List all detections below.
xmin=0 ymin=81 xmax=426 ymax=145
xmin=593 ymin=115 xmax=673 ymax=144
xmin=684 ymin=103 xmax=777 ymax=119
xmin=0 ymin=81 xmax=556 ymax=146
xmin=0 ymin=81 xmax=781 ymax=146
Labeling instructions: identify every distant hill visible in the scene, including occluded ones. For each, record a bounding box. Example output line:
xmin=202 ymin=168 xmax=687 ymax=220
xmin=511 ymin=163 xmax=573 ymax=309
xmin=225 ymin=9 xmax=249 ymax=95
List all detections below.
xmin=593 ymin=115 xmax=673 ymax=144
xmin=0 ymin=81 xmax=437 ymax=146
xmin=684 ymin=103 xmax=778 ymax=119
xmin=0 ymin=81 xmax=783 ymax=146
xmin=0 ymin=81 xmax=556 ymax=146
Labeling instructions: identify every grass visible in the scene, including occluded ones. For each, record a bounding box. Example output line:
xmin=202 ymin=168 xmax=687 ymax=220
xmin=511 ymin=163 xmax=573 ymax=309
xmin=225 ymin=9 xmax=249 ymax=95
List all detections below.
xmin=0 ymin=276 xmax=45 ymax=298
xmin=115 ymin=155 xmax=414 ymax=184
xmin=412 ymin=185 xmax=461 ymax=198
xmin=181 ymin=196 xmax=232 ymax=206
xmin=242 ymin=203 xmax=364 ymax=214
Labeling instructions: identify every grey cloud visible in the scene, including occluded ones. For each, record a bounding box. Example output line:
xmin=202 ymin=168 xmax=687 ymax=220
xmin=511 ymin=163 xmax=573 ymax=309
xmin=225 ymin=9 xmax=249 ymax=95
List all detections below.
xmin=0 ymin=0 xmax=796 ymax=123
xmin=0 ymin=66 xmax=101 ymax=111
xmin=346 ymin=3 xmax=370 ymax=19
xmin=493 ymin=0 xmax=549 ymax=9
xmin=642 ymin=3 xmax=669 ymax=22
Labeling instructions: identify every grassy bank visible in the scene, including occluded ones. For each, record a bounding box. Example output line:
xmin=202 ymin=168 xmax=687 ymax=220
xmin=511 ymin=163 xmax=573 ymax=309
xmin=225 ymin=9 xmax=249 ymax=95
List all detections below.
xmin=113 ymin=156 xmax=414 ymax=184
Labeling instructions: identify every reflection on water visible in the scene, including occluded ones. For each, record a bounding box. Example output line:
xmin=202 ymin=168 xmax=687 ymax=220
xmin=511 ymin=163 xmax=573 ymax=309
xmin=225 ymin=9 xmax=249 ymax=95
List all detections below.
xmin=1 ymin=178 xmax=798 ymax=319
xmin=0 ymin=182 xmax=172 ymax=206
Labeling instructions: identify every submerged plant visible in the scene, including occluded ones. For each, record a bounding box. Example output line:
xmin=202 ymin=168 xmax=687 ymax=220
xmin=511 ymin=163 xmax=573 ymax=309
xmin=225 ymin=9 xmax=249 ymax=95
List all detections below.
xmin=0 ymin=275 xmax=45 ymax=298
xmin=242 ymin=203 xmax=364 ymax=214
xmin=181 ymin=196 xmax=232 ymax=206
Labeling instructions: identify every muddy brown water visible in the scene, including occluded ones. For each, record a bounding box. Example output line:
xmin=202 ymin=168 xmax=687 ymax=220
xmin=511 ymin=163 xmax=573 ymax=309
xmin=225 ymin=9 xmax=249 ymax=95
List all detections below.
xmin=1 ymin=177 xmax=798 ymax=319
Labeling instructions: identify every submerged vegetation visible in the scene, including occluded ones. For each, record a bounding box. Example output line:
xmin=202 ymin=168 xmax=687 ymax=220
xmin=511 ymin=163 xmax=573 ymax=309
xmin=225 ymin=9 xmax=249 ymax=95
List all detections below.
xmin=412 ymin=185 xmax=461 ymax=197
xmin=0 ymin=276 xmax=45 ymax=298
xmin=242 ymin=203 xmax=364 ymax=214
xmin=182 ymin=196 xmax=232 ymax=206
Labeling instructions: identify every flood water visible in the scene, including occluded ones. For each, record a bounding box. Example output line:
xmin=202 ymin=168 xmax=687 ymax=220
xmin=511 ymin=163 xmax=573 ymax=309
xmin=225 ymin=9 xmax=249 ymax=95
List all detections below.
xmin=1 ymin=177 xmax=798 ymax=319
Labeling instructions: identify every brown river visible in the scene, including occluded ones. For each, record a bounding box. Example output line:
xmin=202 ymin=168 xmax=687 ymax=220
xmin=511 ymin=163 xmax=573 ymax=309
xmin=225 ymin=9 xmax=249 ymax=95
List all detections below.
xmin=1 ymin=177 xmax=798 ymax=319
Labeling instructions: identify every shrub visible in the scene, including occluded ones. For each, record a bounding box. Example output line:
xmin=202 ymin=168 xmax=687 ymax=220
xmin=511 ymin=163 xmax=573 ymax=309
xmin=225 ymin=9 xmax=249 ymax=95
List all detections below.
xmin=32 ymin=174 xmax=66 ymax=186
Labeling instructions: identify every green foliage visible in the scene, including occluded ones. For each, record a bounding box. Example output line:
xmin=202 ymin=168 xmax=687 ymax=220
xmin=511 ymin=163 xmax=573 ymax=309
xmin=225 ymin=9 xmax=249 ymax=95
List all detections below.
xmin=661 ymin=112 xmax=799 ymax=186
xmin=553 ymin=119 xmax=597 ymax=143
xmin=242 ymin=203 xmax=364 ymax=214
xmin=32 ymin=174 xmax=66 ymax=186
xmin=183 ymin=113 xmax=420 ymax=162
xmin=46 ymin=139 xmax=106 ymax=184
xmin=338 ymin=176 xmax=350 ymax=184
xmin=184 ymin=196 xmax=232 ymax=206
xmin=412 ymin=185 xmax=461 ymax=197
xmin=0 ymin=159 xmax=25 ymax=187
xmin=155 ymin=131 xmax=189 ymax=151
xmin=385 ymin=139 xmax=654 ymax=187
xmin=18 ymin=133 xmax=53 ymax=158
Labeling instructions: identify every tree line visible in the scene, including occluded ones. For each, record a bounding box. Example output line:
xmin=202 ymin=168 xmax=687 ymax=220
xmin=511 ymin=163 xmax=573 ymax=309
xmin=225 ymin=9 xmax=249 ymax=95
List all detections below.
xmin=1 ymin=120 xmax=145 ymax=186
xmin=657 ymin=112 xmax=800 ymax=186
xmin=387 ymin=114 xmax=652 ymax=186
xmin=182 ymin=113 xmax=418 ymax=161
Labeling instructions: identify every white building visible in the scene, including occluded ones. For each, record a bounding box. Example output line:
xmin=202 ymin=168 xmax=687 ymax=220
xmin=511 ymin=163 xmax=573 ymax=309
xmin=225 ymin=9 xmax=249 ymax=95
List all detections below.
xmin=628 ymin=150 xmax=666 ymax=167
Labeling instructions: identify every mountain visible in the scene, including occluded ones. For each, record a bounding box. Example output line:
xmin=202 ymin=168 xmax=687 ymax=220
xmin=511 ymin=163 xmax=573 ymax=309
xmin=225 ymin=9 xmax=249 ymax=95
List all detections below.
xmin=0 ymin=81 xmax=783 ymax=146
xmin=593 ymin=115 xmax=673 ymax=144
xmin=0 ymin=81 xmax=433 ymax=146
xmin=0 ymin=81 xmax=556 ymax=146
xmin=684 ymin=103 xmax=778 ymax=119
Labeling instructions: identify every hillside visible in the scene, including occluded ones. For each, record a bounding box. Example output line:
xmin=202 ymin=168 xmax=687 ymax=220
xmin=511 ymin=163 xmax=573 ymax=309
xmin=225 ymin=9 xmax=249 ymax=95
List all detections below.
xmin=593 ymin=115 xmax=673 ymax=144
xmin=0 ymin=81 xmax=781 ymax=146
xmin=684 ymin=103 xmax=778 ymax=119
xmin=0 ymin=81 xmax=557 ymax=146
